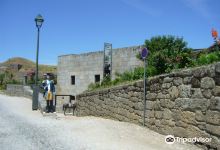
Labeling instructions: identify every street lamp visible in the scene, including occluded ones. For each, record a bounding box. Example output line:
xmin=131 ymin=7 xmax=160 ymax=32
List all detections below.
xmin=32 ymin=14 xmax=44 ymax=110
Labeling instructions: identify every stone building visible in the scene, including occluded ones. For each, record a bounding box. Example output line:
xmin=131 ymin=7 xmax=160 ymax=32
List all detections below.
xmin=56 ymin=46 xmax=143 ymax=110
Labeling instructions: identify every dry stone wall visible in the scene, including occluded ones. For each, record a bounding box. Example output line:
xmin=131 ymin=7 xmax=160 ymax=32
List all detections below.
xmin=76 ymin=62 xmax=220 ymax=150
xmin=6 ymin=84 xmax=32 ymax=99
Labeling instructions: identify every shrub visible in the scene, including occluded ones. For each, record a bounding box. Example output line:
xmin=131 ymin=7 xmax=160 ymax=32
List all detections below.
xmin=141 ymin=35 xmax=193 ymax=74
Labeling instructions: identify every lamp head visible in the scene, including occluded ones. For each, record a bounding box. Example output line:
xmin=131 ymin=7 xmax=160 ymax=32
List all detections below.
xmin=35 ymin=14 xmax=44 ymax=29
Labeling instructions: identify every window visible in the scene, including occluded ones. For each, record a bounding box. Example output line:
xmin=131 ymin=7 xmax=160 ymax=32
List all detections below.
xmin=95 ymin=74 xmax=100 ymax=83
xmin=71 ymin=75 xmax=75 ymax=85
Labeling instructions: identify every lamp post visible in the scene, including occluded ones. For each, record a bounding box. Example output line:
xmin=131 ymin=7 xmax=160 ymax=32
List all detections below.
xmin=32 ymin=14 xmax=44 ymax=110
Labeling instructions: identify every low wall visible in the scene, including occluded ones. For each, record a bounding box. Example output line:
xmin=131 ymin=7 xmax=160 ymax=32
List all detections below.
xmin=76 ymin=62 xmax=220 ymax=149
xmin=6 ymin=84 xmax=33 ymax=99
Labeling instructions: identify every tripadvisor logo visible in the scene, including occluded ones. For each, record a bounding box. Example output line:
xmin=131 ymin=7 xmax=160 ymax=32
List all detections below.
xmin=165 ymin=135 xmax=212 ymax=144
xmin=165 ymin=135 xmax=175 ymax=144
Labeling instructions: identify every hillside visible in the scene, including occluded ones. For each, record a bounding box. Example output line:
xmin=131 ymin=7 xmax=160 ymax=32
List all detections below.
xmin=0 ymin=57 xmax=56 ymax=82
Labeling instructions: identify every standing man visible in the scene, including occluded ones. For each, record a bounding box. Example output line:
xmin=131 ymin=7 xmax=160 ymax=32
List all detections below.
xmin=45 ymin=74 xmax=55 ymax=113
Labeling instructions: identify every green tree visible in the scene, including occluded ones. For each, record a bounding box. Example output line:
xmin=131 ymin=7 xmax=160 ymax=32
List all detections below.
xmin=143 ymin=35 xmax=192 ymax=74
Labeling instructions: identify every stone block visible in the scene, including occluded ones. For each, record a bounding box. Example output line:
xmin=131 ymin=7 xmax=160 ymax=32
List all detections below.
xmin=153 ymin=101 xmax=162 ymax=111
xmin=156 ymin=93 xmax=170 ymax=99
xmin=162 ymin=108 xmax=172 ymax=120
xmin=146 ymin=93 xmax=157 ymax=101
xmin=129 ymin=97 xmax=140 ymax=103
xmin=215 ymin=62 xmax=220 ymax=73
xmin=180 ymin=111 xmax=196 ymax=125
xmin=155 ymin=120 xmax=162 ymax=127
xmin=187 ymin=125 xmax=210 ymax=138
xmin=191 ymin=77 xmax=200 ymax=88
xmin=210 ymin=97 xmax=220 ymax=111
xmin=201 ymin=77 xmax=215 ymax=89
xmin=183 ymin=77 xmax=192 ymax=84
xmin=178 ymin=85 xmax=191 ymax=98
xmin=173 ymin=77 xmax=183 ymax=86
xmin=193 ymin=66 xmax=215 ymax=78
xmin=175 ymin=98 xmax=209 ymax=111
xmin=162 ymin=83 xmax=172 ymax=89
xmin=160 ymin=99 xmax=175 ymax=109
xmin=191 ymin=88 xmax=203 ymax=98
xmin=206 ymin=110 xmax=220 ymax=125
xmin=161 ymin=119 xmax=175 ymax=127
xmin=168 ymin=86 xmax=179 ymax=100
xmin=161 ymin=126 xmax=174 ymax=135
xmin=195 ymin=110 xmax=206 ymax=122
xmin=145 ymin=110 xmax=154 ymax=118
xmin=150 ymin=83 xmax=161 ymax=91
xmin=163 ymin=77 xmax=173 ymax=83
xmin=174 ymin=127 xmax=188 ymax=137
xmin=154 ymin=111 xmax=163 ymax=119
xmin=202 ymin=89 xmax=212 ymax=99
xmin=213 ymin=86 xmax=220 ymax=96
xmin=145 ymin=101 xmax=154 ymax=110
xmin=206 ymin=124 xmax=220 ymax=137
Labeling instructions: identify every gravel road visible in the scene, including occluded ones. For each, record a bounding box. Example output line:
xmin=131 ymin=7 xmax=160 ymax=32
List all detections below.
xmin=0 ymin=94 xmax=201 ymax=150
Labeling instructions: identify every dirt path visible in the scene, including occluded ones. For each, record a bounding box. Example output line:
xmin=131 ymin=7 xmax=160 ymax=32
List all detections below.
xmin=0 ymin=94 xmax=201 ymax=150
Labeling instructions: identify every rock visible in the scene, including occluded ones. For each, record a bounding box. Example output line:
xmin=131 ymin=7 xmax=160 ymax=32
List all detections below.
xmin=150 ymin=83 xmax=161 ymax=91
xmin=206 ymin=124 xmax=220 ymax=137
xmin=214 ymin=76 xmax=220 ymax=86
xmin=145 ymin=110 xmax=154 ymax=118
xmin=202 ymin=89 xmax=212 ymax=99
xmin=195 ymin=110 xmax=206 ymax=122
xmin=210 ymin=97 xmax=220 ymax=111
xmin=187 ymin=125 xmax=210 ymax=138
xmin=130 ymin=97 xmax=140 ymax=103
xmin=154 ymin=111 xmax=163 ymax=119
xmin=145 ymin=101 xmax=154 ymax=110
xmin=168 ymin=86 xmax=179 ymax=100
xmin=163 ymin=77 xmax=173 ymax=83
xmin=174 ymin=127 xmax=188 ymax=137
xmin=162 ymin=83 xmax=172 ymax=89
xmin=178 ymin=85 xmax=191 ymax=98
xmin=201 ymin=77 xmax=215 ymax=89
xmin=160 ymin=126 xmax=174 ymax=135
xmin=155 ymin=120 xmax=162 ymax=127
xmin=191 ymin=77 xmax=200 ymax=88
xmin=193 ymin=67 xmax=207 ymax=78
xmin=160 ymin=99 xmax=175 ymax=109
xmin=215 ymin=62 xmax=220 ymax=74
xmin=153 ymin=101 xmax=162 ymax=111
xmin=175 ymin=121 xmax=188 ymax=128
xmin=173 ymin=77 xmax=183 ymax=86
xmin=206 ymin=110 xmax=220 ymax=125
xmin=161 ymin=119 xmax=175 ymax=127
xmin=183 ymin=77 xmax=192 ymax=84
xmin=162 ymin=108 xmax=172 ymax=120
xmin=146 ymin=93 xmax=157 ymax=101
xmin=156 ymin=93 xmax=170 ymax=99
xmin=145 ymin=118 xmax=156 ymax=125
xmin=175 ymin=98 xmax=209 ymax=111
xmin=180 ymin=111 xmax=196 ymax=125
xmin=191 ymin=88 xmax=203 ymax=98
xmin=213 ymin=86 xmax=220 ymax=96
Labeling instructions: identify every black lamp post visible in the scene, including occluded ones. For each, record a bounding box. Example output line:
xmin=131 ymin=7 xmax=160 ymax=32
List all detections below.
xmin=32 ymin=14 xmax=44 ymax=110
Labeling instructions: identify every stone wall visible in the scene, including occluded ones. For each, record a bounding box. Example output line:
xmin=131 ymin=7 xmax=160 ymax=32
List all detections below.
xmin=76 ymin=62 xmax=220 ymax=149
xmin=6 ymin=84 xmax=32 ymax=99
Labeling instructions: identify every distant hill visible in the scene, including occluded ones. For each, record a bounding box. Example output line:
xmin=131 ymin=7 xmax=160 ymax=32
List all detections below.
xmin=0 ymin=57 xmax=56 ymax=82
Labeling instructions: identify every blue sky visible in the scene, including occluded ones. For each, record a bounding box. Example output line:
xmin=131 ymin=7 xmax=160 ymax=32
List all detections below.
xmin=1 ymin=0 xmax=220 ymax=65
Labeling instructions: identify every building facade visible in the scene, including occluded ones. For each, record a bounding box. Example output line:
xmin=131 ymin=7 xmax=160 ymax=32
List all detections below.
xmin=56 ymin=45 xmax=143 ymax=110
